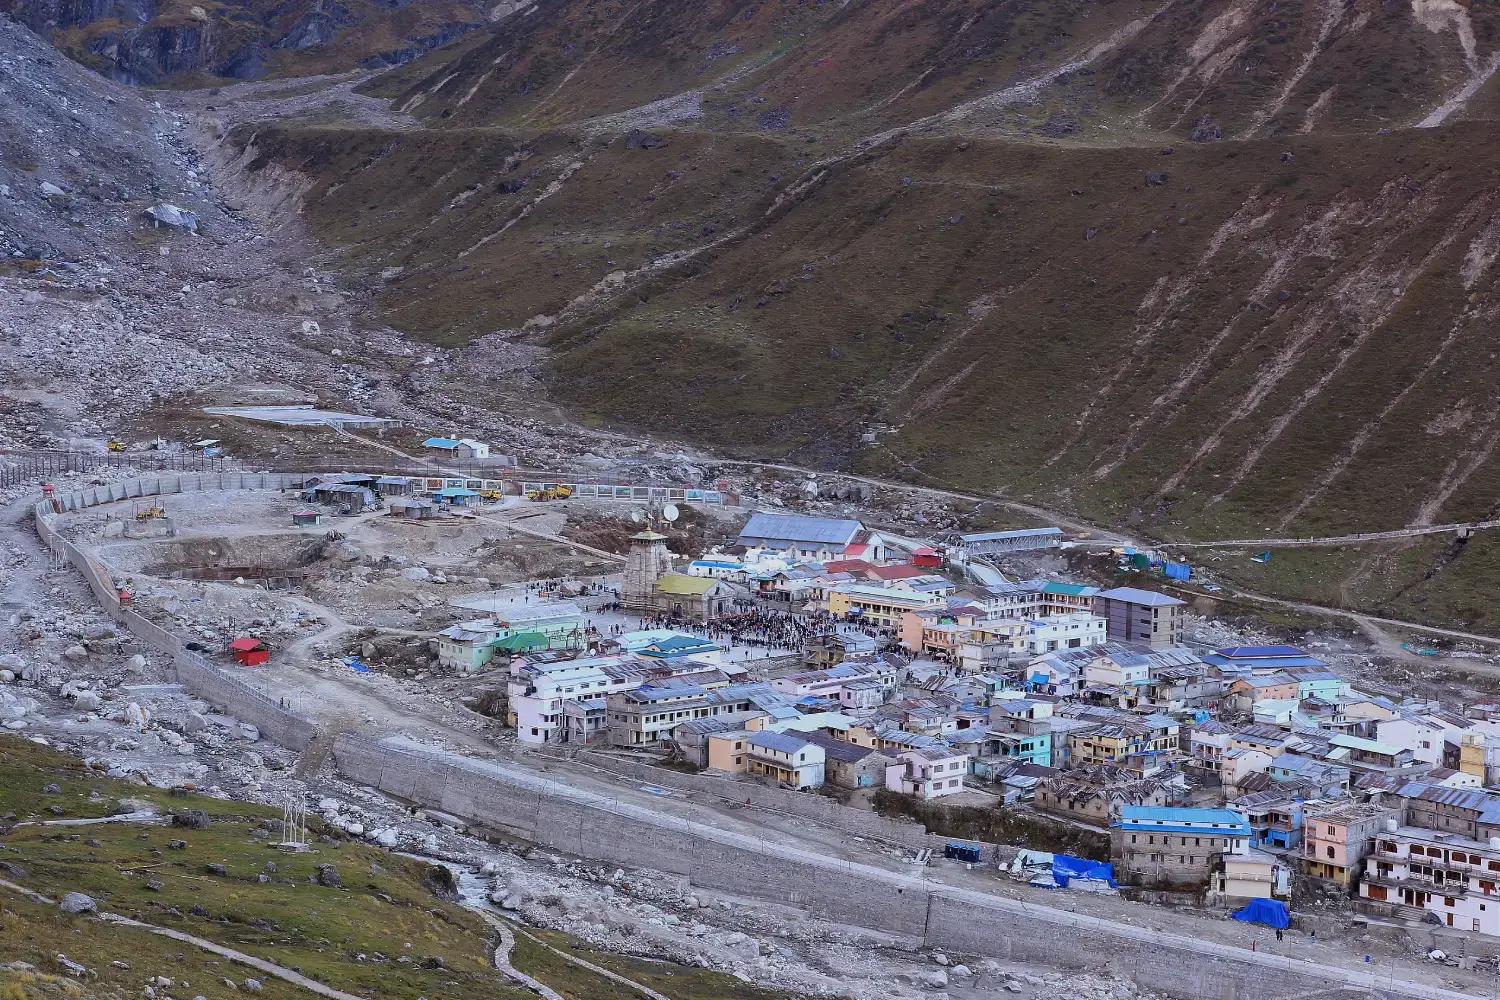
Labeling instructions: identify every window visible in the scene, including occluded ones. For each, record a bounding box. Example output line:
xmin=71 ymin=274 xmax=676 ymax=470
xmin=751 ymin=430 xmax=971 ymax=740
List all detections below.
xmin=1327 ymin=846 xmax=1335 ymax=859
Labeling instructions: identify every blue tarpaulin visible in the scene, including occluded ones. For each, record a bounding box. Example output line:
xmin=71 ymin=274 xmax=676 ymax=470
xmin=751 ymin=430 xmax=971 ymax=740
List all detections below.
xmin=1231 ymin=898 xmax=1290 ymax=929
xmin=1051 ymin=854 xmax=1117 ymax=889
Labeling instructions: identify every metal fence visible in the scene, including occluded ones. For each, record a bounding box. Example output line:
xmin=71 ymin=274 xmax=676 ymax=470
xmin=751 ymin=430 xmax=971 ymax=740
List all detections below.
xmin=0 ymin=450 xmax=226 ymax=489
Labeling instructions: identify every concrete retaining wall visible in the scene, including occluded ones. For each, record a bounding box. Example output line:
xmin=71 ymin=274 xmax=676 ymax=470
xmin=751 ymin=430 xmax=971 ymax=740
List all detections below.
xmin=336 ymin=735 xmax=1470 ymax=1000
xmin=538 ymin=749 xmax=945 ymax=851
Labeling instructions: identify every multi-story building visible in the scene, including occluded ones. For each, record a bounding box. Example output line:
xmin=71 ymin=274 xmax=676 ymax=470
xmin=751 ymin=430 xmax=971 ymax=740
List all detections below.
xmin=1112 ymin=806 xmax=1252 ymax=887
xmin=830 ymin=584 xmax=943 ymax=628
xmin=887 ymin=746 xmax=970 ymax=799
xmin=745 ymin=731 xmax=826 ymax=788
xmin=1022 ymin=612 xmax=1108 ymax=654
xmin=1361 ymin=823 xmax=1500 ymax=933
xmin=508 ymin=652 xmax=717 ymax=744
xmin=1093 ymin=588 xmax=1185 ymax=649
xmin=1302 ymin=800 xmax=1400 ymax=884
xmin=606 ymin=681 xmax=797 ymax=747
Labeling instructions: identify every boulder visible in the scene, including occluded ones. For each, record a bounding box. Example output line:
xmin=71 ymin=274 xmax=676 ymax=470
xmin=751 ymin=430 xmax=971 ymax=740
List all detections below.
xmin=243 ymin=979 xmax=262 ymax=991
xmin=125 ymin=703 xmax=149 ymax=728
xmin=74 ymin=691 xmax=102 ymax=712
xmin=314 ymin=863 xmax=342 ymax=888
xmin=921 ymin=969 xmax=948 ymax=989
xmin=58 ymin=892 xmax=96 ymax=914
xmin=173 ymin=810 xmax=211 ymax=830
xmin=183 ymin=711 xmax=207 ymax=734
xmin=62 ymin=645 xmax=87 ymax=662
xmin=144 ymin=204 xmax=199 ymax=231
xmin=39 ymin=181 xmax=66 ymax=198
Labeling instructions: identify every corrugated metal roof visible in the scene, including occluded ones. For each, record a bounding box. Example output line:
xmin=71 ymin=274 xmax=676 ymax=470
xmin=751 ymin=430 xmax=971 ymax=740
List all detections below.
xmin=1097 ymin=587 xmax=1184 ymax=606
xmin=739 ymin=513 xmax=863 ymax=546
xmin=748 ymin=731 xmax=816 ymax=755
xmin=958 ymin=527 xmax=1064 ymax=543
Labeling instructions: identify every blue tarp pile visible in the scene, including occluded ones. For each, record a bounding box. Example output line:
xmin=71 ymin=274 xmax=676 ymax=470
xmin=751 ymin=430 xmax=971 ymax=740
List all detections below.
xmin=1009 ymin=850 xmax=1118 ymax=891
xmin=1051 ymin=854 xmax=1117 ymax=889
xmin=1231 ymin=898 xmax=1290 ymax=929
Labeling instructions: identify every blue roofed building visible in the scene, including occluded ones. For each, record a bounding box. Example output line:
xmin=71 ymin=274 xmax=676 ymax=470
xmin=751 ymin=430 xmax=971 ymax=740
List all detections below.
xmin=1112 ymin=806 xmax=1253 ymax=887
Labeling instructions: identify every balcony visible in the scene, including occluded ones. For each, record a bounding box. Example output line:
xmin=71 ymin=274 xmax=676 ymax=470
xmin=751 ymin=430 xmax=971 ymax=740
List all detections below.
xmin=1364 ymin=871 xmax=1470 ymax=899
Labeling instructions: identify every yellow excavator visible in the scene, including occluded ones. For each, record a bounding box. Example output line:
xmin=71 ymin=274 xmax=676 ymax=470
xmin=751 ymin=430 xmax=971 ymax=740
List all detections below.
xmin=107 ymin=440 xmax=126 ymax=452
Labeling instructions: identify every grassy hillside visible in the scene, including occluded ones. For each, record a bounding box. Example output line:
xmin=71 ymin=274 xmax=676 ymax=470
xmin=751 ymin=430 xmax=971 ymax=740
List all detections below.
xmin=209 ymin=0 xmax=1500 ymax=630
xmin=365 ymin=0 xmax=1500 ymax=138
xmin=233 ymin=120 xmax=1500 ymax=539
xmin=0 ymin=738 xmax=793 ymax=1000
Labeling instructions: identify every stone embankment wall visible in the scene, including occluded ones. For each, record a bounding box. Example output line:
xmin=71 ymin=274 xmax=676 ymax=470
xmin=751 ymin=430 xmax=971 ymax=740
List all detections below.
xmin=33 ymin=473 xmax=318 ymax=749
xmin=337 ymin=735 xmax=1467 ymax=1000
xmin=523 ymin=746 xmax=954 ymax=852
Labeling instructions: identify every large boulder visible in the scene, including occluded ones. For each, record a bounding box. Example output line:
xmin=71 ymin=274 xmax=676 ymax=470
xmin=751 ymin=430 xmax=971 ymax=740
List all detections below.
xmin=144 ymin=204 xmax=199 ymax=231
xmin=58 ymin=892 xmax=96 ymax=914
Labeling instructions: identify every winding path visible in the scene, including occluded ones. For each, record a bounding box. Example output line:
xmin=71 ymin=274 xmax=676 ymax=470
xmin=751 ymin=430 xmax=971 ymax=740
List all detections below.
xmin=468 ymin=908 xmax=567 ymax=1000
xmin=0 ymin=878 xmax=365 ymax=1000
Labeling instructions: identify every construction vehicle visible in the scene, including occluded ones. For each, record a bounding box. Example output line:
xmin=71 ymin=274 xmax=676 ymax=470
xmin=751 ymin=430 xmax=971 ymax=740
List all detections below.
xmin=478 ymin=488 xmax=504 ymax=501
xmin=107 ymin=440 xmax=126 ymax=452
xmin=134 ymin=502 xmax=165 ymax=521
xmin=525 ymin=485 xmax=574 ymax=502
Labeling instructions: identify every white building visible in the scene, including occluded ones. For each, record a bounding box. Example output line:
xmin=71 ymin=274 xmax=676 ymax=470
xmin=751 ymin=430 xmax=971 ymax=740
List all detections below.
xmin=1362 ymin=822 xmax=1500 ymax=935
xmin=507 ymin=652 xmax=719 ymax=744
xmin=456 ymin=438 xmax=490 ymax=460
xmin=746 ymin=731 xmax=826 ymax=788
xmin=1377 ymin=710 xmax=1471 ymax=767
xmin=687 ymin=557 xmax=748 ymax=581
xmin=886 ymin=746 xmax=970 ymax=799
xmin=1023 ymin=612 xmax=1106 ymax=655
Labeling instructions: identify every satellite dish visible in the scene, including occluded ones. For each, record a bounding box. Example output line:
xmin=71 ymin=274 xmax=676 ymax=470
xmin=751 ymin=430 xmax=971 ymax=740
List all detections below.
xmin=662 ymin=503 xmax=680 ymax=523
xmin=630 ymin=509 xmax=643 ymax=523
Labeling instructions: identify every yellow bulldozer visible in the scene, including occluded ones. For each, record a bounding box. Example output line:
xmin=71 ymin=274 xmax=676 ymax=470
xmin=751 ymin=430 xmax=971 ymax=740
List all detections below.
xmin=525 ymin=485 xmax=574 ymax=502
xmin=107 ymin=440 xmax=126 ymax=452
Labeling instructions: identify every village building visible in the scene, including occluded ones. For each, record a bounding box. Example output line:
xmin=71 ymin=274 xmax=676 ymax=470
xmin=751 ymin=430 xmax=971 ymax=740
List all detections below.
xmin=1034 ymin=765 xmax=1173 ymax=826
xmin=1112 ymin=806 xmax=1252 ymax=888
xmin=1360 ymin=822 xmax=1500 ymax=934
xmin=886 ymin=745 xmax=971 ymax=799
xmin=745 ymin=731 xmax=826 ymax=788
xmin=1093 ymin=587 xmax=1186 ymax=649
xmin=737 ymin=513 xmax=885 ymax=563
xmin=1302 ymin=799 xmax=1401 ymax=884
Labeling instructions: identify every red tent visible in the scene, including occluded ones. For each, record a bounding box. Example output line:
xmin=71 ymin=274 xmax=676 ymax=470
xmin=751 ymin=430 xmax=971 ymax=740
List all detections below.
xmin=228 ymin=637 xmax=269 ymax=666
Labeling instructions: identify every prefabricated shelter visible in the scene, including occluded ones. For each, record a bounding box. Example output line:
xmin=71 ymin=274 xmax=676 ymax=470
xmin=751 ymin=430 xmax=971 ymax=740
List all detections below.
xmin=229 ymin=637 xmax=270 ymax=666
xmin=388 ymin=498 xmax=438 ymax=519
xmin=291 ymin=509 xmax=322 ymax=528
xmin=434 ymin=487 xmax=482 ymax=508
xmin=374 ymin=476 xmax=415 ymax=496
xmin=455 ymin=439 xmax=490 ymax=460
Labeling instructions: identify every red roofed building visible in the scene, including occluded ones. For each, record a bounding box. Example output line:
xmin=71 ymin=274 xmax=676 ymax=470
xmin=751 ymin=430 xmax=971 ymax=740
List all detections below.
xmin=823 ymin=559 xmax=876 ymax=575
xmin=868 ymin=564 xmax=930 ymax=582
xmin=228 ymin=637 xmax=270 ymax=666
xmin=910 ymin=546 xmax=942 ymax=568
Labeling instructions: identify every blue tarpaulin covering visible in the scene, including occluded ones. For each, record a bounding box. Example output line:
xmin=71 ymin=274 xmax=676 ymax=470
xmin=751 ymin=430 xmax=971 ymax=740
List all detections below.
xmin=1051 ymin=854 xmax=1117 ymax=888
xmin=1231 ymin=898 xmax=1290 ymax=929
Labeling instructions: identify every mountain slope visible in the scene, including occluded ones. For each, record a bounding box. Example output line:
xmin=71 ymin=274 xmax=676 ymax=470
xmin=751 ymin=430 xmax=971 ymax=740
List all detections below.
xmin=181 ymin=0 xmax=1500 ymax=628
xmin=365 ymin=0 xmax=1500 ymax=138
xmin=3 ymin=0 xmax=492 ymax=84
